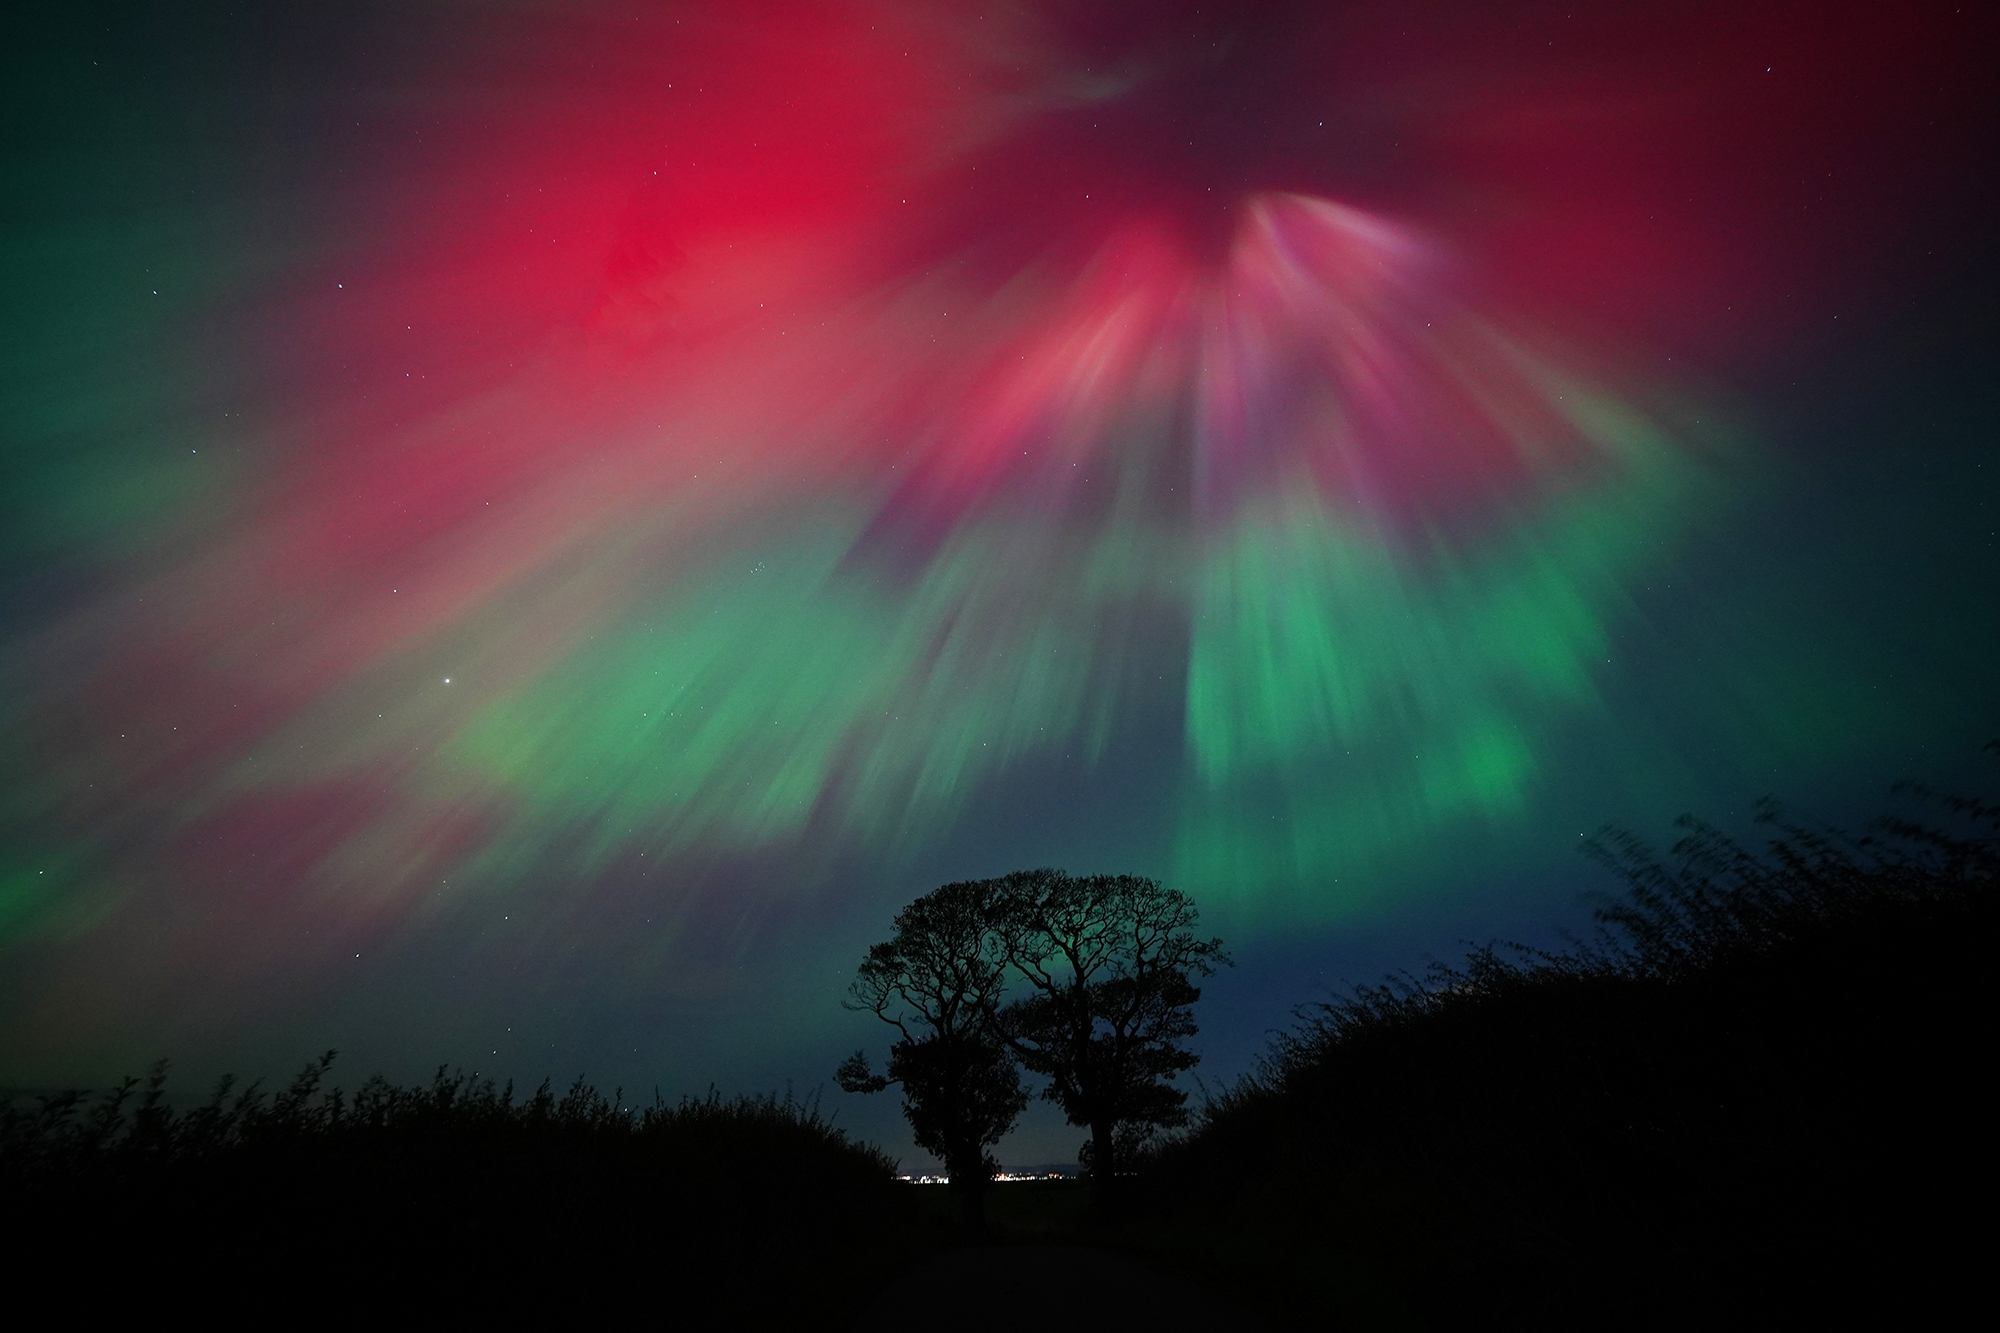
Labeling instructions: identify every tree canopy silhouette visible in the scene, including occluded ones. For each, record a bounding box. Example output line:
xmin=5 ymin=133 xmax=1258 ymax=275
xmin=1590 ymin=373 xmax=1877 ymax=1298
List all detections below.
xmin=991 ymin=870 xmax=1229 ymax=1194
xmin=836 ymin=876 xmax=1027 ymax=1227
xmin=839 ymin=868 xmax=1226 ymax=1207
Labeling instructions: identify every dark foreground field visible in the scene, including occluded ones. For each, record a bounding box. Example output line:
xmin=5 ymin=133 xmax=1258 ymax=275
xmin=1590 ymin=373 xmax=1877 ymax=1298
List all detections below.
xmin=2 ymin=1081 xmax=934 ymax=1317
xmin=6 ymin=792 xmax=1987 ymax=1325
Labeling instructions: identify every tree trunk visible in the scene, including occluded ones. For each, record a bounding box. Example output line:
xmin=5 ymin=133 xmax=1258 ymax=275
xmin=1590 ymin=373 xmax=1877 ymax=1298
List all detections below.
xmin=948 ymin=1147 xmax=991 ymax=1237
xmin=1090 ymin=1119 xmax=1117 ymax=1218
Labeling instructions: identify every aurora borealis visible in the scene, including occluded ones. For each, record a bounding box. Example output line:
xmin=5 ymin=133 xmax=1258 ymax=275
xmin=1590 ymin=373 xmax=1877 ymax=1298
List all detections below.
xmin=4 ymin=1 xmax=1995 ymax=1165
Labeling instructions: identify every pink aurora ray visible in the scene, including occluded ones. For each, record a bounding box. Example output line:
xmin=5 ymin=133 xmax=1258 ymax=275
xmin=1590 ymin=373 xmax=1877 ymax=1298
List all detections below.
xmin=5 ymin=2 xmax=1776 ymax=1050
xmin=22 ymin=188 xmax=1709 ymax=963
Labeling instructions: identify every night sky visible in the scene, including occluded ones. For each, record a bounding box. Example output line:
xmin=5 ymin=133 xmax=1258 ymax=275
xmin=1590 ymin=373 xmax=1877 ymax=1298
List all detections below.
xmin=4 ymin=0 xmax=1995 ymax=1168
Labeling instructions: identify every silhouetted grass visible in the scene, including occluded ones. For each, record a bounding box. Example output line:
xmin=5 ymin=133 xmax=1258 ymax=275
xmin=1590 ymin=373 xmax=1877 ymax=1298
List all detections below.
xmin=1131 ymin=770 xmax=1994 ymax=1327
xmin=3 ymin=1064 xmax=930 ymax=1317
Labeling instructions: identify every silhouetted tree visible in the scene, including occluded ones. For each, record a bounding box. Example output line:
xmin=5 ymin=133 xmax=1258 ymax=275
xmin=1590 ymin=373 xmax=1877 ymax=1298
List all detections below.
xmin=992 ymin=869 xmax=1229 ymax=1201
xmin=837 ymin=877 xmax=1027 ymax=1228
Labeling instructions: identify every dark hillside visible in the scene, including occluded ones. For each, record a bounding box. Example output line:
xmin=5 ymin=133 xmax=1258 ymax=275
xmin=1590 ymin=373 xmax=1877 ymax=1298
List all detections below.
xmin=1136 ymin=790 xmax=1993 ymax=1326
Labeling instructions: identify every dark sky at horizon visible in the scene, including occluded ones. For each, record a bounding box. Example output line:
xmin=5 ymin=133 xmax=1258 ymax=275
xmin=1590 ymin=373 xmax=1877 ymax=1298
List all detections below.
xmin=3 ymin=0 xmax=1995 ymax=1167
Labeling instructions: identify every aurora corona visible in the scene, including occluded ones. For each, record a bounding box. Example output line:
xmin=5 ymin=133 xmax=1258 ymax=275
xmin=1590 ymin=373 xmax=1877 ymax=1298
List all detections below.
xmin=3 ymin=2 xmax=1990 ymax=1117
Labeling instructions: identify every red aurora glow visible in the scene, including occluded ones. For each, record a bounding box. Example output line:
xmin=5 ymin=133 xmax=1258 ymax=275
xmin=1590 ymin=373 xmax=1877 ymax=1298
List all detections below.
xmin=4 ymin=0 xmax=1988 ymax=1065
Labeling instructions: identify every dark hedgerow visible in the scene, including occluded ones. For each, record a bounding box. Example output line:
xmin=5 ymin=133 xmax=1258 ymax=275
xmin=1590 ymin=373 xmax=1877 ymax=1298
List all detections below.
xmin=2 ymin=1064 xmax=926 ymax=1317
xmin=1134 ymin=767 xmax=1994 ymax=1327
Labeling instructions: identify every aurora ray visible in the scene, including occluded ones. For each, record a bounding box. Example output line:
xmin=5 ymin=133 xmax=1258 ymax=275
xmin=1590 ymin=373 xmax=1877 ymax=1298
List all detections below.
xmin=2 ymin=2 xmax=1991 ymax=1115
